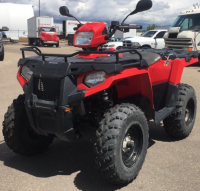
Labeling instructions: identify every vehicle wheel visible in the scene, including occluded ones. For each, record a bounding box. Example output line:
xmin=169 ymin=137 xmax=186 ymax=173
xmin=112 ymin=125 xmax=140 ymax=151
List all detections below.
xmin=163 ymin=84 xmax=197 ymax=139
xmin=94 ymin=103 xmax=149 ymax=184
xmin=0 ymin=45 xmax=4 ymax=61
xmin=198 ymin=54 xmax=200 ymax=66
xmin=2 ymin=94 xmax=54 ymax=156
xmin=142 ymin=45 xmax=151 ymax=49
xmin=56 ymin=42 xmax=59 ymax=48
xmin=38 ymin=40 xmax=43 ymax=47
xmin=28 ymin=38 xmax=33 ymax=46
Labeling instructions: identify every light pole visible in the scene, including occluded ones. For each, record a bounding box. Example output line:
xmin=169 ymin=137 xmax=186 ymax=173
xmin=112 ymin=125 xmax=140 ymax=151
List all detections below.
xmin=39 ymin=0 xmax=40 ymax=16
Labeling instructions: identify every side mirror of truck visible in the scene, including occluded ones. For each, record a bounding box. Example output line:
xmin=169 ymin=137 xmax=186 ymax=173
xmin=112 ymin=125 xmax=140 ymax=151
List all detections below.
xmin=59 ymin=6 xmax=73 ymax=17
xmin=130 ymin=0 xmax=152 ymax=15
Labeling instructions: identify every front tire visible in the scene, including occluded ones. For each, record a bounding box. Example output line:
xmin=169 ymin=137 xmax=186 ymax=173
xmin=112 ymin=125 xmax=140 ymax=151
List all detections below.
xmin=2 ymin=95 xmax=54 ymax=156
xmin=94 ymin=103 xmax=149 ymax=184
xmin=163 ymin=84 xmax=197 ymax=139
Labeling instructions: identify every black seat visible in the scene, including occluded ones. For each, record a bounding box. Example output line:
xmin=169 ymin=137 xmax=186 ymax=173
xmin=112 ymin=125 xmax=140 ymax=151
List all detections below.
xmin=122 ymin=51 xmax=161 ymax=66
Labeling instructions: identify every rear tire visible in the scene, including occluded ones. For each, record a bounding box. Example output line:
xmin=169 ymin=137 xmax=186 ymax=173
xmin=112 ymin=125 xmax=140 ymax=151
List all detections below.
xmin=2 ymin=94 xmax=54 ymax=156
xmin=28 ymin=38 xmax=33 ymax=46
xmin=163 ymin=84 xmax=197 ymax=139
xmin=0 ymin=45 xmax=4 ymax=61
xmin=94 ymin=103 xmax=149 ymax=184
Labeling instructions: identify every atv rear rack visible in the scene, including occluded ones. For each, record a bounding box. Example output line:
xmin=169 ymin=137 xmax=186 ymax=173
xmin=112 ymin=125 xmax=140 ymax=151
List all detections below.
xmin=20 ymin=46 xmax=144 ymax=65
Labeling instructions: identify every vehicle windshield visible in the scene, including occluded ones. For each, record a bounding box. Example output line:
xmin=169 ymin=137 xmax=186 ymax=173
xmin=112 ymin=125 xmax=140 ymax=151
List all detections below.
xmin=171 ymin=13 xmax=200 ymax=31
xmin=108 ymin=38 xmax=122 ymax=42
xmin=141 ymin=31 xmax=157 ymax=37
xmin=41 ymin=28 xmax=56 ymax=32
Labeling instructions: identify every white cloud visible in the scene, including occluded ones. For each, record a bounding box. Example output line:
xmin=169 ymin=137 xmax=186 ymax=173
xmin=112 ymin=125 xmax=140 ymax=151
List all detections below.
xmin=0 ymin=0 xmax=198 ymax=28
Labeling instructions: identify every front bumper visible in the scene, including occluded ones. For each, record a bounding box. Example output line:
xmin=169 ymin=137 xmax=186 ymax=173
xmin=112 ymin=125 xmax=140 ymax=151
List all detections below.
xmin=23 ymin=75 xmax=85 ymax=142
xmin=43 ymin=41 xmax=59 ymax=44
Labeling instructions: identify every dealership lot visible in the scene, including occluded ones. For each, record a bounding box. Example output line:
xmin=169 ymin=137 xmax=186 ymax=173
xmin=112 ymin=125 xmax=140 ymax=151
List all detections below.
xmin=0 ymin=43 xmax=200 ymax=191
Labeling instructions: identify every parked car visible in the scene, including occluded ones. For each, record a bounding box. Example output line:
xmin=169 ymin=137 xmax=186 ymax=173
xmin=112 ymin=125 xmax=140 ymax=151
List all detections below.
xmin=0 ymin=32 xmax=4 ymax=61
xmin=123 ymin=30 xmax=167 ymax=49
xmin=101 ymin=37 xmax=132 ymax=50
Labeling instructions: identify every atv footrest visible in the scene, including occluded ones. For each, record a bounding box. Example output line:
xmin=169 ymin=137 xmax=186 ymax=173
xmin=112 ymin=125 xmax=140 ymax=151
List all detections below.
xmin=155 ymin=107 xmax=175 ymax=124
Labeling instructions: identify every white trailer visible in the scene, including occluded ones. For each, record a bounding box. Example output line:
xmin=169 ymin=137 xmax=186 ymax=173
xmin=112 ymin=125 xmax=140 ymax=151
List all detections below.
xmin=54 ymin=23 xmax=63 ymax=35
xmin=114 ymin=26 xmax=137 ymax=39
xmin=0 ymin=3 xmax=34 ymax=42
xmin=28 ymin=16 xmax=54 ymax=38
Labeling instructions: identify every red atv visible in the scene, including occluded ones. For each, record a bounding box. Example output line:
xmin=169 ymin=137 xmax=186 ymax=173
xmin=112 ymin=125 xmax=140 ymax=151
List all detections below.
xmin=3 ymin=0 xmax=198 ymax=185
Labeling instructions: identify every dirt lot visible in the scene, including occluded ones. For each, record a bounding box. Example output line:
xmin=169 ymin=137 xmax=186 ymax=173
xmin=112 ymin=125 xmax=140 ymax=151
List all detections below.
xmin=0 ymin=43 xmax=200 ymax=191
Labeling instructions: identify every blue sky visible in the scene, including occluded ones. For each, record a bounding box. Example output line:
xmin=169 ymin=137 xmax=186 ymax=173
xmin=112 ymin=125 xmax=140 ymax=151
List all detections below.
xmin=0 ymin=0 xmax=199 ymax=29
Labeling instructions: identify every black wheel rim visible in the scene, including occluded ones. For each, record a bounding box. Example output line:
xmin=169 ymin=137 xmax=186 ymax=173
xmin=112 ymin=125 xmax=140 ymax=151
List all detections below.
xmin=185 ymin=98 xmax=195 ymax=126
xmin=122 ymin=124 xmax=143 ymax=168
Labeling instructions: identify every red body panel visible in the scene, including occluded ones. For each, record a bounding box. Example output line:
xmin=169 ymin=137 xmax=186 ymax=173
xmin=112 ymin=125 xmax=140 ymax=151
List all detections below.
xmin=73 ymin=22 xmax=108 ymax=48
xmin=76 ymin=57 xmax=198 ymax=109
xmin=76 ymin=53 xmax=109 ymax=58
xmin=77 ymin=67 xmax=154 ymax=108
xmin=76 ymin=48 xmax=123 ymax=59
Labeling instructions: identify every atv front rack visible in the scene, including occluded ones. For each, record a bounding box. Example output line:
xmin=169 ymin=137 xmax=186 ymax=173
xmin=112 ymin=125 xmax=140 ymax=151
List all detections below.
xmin=20 ymin=46 xmax=146 ymax=65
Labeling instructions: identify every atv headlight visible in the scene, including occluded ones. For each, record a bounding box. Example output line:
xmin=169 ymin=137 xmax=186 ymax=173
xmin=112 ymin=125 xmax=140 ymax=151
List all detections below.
xmin=21 ymin=65 xmax=33 ymax=81
xmin=75 ymin=32 xmax=93 ymax=45
xmin=132 ymin=42 xmax=140 ymax=46
xmin=84 ymin=71 xmax=106 ymax=87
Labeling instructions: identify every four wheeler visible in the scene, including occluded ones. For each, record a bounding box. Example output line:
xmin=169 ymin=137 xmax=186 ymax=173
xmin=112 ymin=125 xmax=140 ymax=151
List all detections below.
xmin=2 ymin=0 xmax=198 ymax=185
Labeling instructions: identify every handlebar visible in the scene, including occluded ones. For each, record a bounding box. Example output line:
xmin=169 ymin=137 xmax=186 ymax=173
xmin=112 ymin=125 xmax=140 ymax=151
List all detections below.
xmin=118 ymin=25 xmax=142 ymax=30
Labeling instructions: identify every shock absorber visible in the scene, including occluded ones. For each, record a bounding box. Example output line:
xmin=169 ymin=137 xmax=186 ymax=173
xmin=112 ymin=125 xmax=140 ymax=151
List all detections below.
xmin=102 ymin=90 xmax=109 ymax=101
xmin=102 ymin=90 xmax=113 ymax=109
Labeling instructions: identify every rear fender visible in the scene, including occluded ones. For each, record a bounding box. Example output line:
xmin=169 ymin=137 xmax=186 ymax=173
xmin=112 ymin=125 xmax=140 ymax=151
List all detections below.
xmin=169 ymin=57 xmax=198 ymax=85
xmin=77 ymin=67 xmax=154 ymax=108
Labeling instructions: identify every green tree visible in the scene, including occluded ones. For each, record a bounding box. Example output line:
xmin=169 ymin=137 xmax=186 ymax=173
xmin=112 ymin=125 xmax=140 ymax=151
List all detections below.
xmin=147 ymin=24 xmax=158 ymax=31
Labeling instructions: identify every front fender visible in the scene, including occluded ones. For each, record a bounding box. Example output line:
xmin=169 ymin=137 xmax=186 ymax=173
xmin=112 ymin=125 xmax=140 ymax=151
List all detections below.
xmin=77 ymin=67 xmax=154 ymax=108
